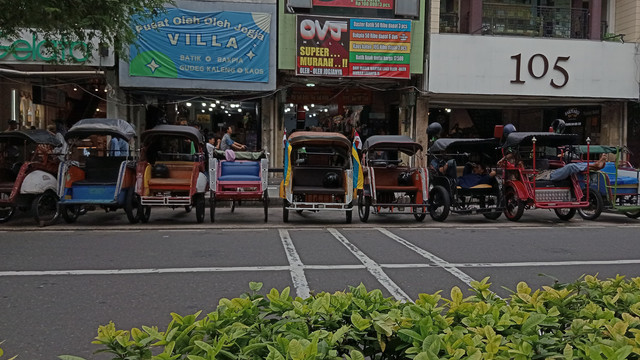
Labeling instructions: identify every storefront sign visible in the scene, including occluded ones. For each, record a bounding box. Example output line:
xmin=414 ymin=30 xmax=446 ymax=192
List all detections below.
xmin=0 ymin=30 xmax=114 ymax=66
xmin=296 ymin=15 xmax=411 ymax=79
xmin=312 ymin=0 xmax=393 ymax=10
xmin=129 ymin=8 xmax=271 ymax=82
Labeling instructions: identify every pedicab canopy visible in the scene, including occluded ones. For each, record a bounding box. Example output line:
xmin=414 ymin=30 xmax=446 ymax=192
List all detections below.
xmin=429 ymin=138 xmax=500 ymax=153
xmin=502 ymin=132 xmax=579 ymax=148
xmin=362 ymin=135 xmax=423 ymax=155
xmin=571 ymin=145 xmax=619 ymax=155
xmin=210 ymin=149 xmax=266 ymax=160
xmin=0 ymin=129 xmax=62 ymax=146
xmin=141 ymin=125 xmax=205 ymax=145
xmin=65 ymin=118 xmax=136 ymax=141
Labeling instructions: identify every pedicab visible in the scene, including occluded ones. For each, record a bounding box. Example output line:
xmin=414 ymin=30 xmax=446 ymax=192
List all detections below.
xmin=136 ymin=125 xmax=208 ymax=223
xmin=428 ymin=137 xmax=503 ymax=221
xmin=357 ymin=135 xmax=429 ymax=222
xmin=280 ymin=131 xmax=361 ymax=223
xmin=57 ymin=118 xmax=139 ymax=224
xmin=0 ymin=129 xmax=61 ymax=225
xmin=572 ymin=145 xmax=640 ymax=219
xmin=500 ymin=132 xmax=602 ymax=221
xmin=208 ymin=149 xmax=269 ymax=222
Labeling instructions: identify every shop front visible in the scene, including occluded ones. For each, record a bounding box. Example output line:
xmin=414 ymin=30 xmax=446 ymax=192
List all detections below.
xmin=0 ymin=30 xmax=115 ymax=132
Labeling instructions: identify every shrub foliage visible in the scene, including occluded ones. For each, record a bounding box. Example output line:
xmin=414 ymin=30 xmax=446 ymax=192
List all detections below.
xmin=58 ymin=275 xmax=640 ymax=360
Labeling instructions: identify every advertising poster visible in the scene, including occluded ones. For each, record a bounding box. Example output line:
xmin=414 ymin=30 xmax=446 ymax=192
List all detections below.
xmin=312 ymin=0 xmax=393 ymax=10
xmin=129 ymin=8 xmax=271 ymax=82
xmin=296 ymin=15 xmax=411 ymax=79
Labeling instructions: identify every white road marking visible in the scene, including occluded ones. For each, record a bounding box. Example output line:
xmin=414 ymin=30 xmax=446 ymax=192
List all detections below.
xmin=377 ymin=227 xmax=476 ymax=287
xmin=221 ymin=228 xmax=267 ymax=232
xmin=0 ymin=266 xmax=290 ymax=277
xmin=161 ymin=229 xmax=206 ymax=232
xmin=278 ymin=229 xmax=311 ymax=298
xmin=327 ymin=228 xmax=412 ymax=302
xmin=382 ymin=259 xmax=640 ymax=268
xmin=455 ymin=227 xmax=498 ymax=230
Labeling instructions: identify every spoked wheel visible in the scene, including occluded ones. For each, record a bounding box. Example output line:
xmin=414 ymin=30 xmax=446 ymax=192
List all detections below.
xmin=624 ymin=210 xmax=640 ymax=219
xmin=429 ymin=185 xmax=450 ymax=222
xmin=210 ymin=193 xmax=216 ymax=223
xmin=503 ymin=186 xmax=524 ymax=222
xmin=283 ymin=202 xmax=289 ymax=223
xmin=32 ymin=190 xmax=59 ymax=226
xmin=0 ymin=205 xmax=16 ymax=223
xmin=194 ymin=194 xmax=205 ymax=223
xmin=357 ymin=192 xmax=370 ymax=222
xmin=554 ymin=208 xmax=576 ymax=221
xmin=61 ymin=204 xmax=81 ymax=224
xmin=413 ymin=200 xmax=427 ymax=222
xmin=263 ymin=191 xmax=269 ymax=222
xmin=578 ymin=189 xmax=603 ymax=220
xmin=124 ymin=188 xmax=141 ymax=224
xmin=139 ymin=205 xmax=151 ymax=223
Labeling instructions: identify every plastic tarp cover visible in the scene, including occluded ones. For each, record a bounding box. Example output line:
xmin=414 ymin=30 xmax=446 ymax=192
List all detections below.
xmin=65 ymin=118 xmax=136 ymax=141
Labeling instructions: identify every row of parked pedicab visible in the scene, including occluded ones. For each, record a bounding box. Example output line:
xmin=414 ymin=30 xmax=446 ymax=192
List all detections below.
xmin=1 ymin=118 xmax=639 ymax=226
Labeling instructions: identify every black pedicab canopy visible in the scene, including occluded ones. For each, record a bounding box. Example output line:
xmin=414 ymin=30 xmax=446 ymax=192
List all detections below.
xmin=429 ymin=138 xmax=500 ymax=153
xmin=362 ymin=135 xmax=423 ymax=155
xmin=502 ymin=132 xmax=578 ymax=148
xmin=287 ymin=131 xmax=351 ymax=149
xmin=65 ymin=118 xmax=136 ymax=141
xmin=0 ymin=129 xmax=61 ymax=146
xmin=571 ymin=145 xmax=619 ymax=155
xmin=141 ymin=125 xmax=205 ymax=145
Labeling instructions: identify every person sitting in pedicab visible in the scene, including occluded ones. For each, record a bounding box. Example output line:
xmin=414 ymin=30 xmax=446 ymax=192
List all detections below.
xmin=535 ymin=153 xmax=608 ymax=181
xmin=220 ymin=126 xmax=247 ymax=151
xmin=457 ymin=163 xmax=497 ymax=188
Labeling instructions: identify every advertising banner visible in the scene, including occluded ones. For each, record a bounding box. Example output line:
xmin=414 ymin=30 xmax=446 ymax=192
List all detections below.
xmin=312 ymin=0 xmax=393 ymax=10
xmin=296 ymin=15 xmax=410 ymax=79
xmin=129 ymin=8 xmax=271 ymax=82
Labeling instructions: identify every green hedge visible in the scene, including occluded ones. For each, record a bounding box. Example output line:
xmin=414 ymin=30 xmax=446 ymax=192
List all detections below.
xmin=55 ymin=275 xmax=640 ymax=360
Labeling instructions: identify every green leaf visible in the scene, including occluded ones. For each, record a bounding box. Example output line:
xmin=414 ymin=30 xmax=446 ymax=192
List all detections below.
xmin=614 ymin=345 xmax=632 ymax=360
xmin=563 ymin=343 xmax=574 ymax=360
xmin=350 ymin=349 xmax=365 ymax=360
xmin=267 ymin=345 xmax=285 ymax=360
xmin=289 ymin=339 xmax=304 ymax=360
xmin=398 ymin=329 xmax=424 ymax=343
xmin=249 ymin=281 xmax=263 ymax=292
xmin=186 ymin=356 xmax=207 ymax=360
xmin=351 ymin=313 xmax=372 ymax=331
xmin=521 ymin=313 xmax=546 ymax=334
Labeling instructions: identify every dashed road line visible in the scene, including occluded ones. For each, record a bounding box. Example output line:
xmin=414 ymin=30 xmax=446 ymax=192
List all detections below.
xmin=278 ymin=229 xmax=311 ymax=298
xmin=327 ymin=228 xmax=412 ymax=302
xmin=377 ymin=227 xmax=476 ymax=287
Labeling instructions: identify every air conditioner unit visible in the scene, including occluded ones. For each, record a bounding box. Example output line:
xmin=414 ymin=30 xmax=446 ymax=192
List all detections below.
xmin=395 ymin=0 xmax=419 ymax=17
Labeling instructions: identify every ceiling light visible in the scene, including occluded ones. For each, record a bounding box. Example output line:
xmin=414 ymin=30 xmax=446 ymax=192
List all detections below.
xmin=209 ymin=108 xmax=213 ymax=112
xmin=186 ymin=102 xmax=192 ymax=107
xmin=237 ymin=109 xmax=242 ymax=112
xmin=202 ymin=102 xmax=207 ymax=107
xmin=306 ymin=83 xmax=315 ymax=87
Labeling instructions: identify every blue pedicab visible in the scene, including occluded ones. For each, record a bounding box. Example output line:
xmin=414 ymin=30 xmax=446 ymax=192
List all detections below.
xmin=136 ymin=125 xmax=208 ymax=223
xmin=208 ymin=150 xmax=269 ymax=222
xmin=57 ymin=118 xmax=139 ymax=224
xmin=573 ymin=145 xmax=640 ymax=220
xmin=0 ymin=130 xmax=61 ymax=225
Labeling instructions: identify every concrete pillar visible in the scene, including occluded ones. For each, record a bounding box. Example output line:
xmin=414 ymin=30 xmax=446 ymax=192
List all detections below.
xmin=105 ymin=69 xmax=127 ymax=120
xmin=469 ymin=0 xmax=484 ymax=35
xmin=589 ymin=0 xmax=602 ymax=40
xmin=415 ymin=96 xmax=429 ymax=167
xmin=600 ymin=102 xmax=625 ymax=146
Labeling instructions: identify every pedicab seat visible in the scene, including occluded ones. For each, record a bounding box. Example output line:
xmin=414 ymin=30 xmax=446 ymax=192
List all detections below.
xmin=457 ymin=184 xmax=493 ymax=190
xmin=72 ymin=156 xmax=126 ymax=186
xmin=148 ymin=162 xmax=194 ymax=188
xmin=292 ymin=167 xmax=345 ymax=195
xmin=218 ymin=161 xmax=261 ymax=182
xmin=601 ymin=162 xmax=639 ymax=186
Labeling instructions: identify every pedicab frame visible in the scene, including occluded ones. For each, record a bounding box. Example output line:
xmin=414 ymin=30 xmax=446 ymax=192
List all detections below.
xmin=0 ymin=129 xmax=62 ymax=225
xmin=358 ymin=135 xmax=428 ymax=222
xmin=57 ymin=118 xmax=139 ymax=224
xmin=136 ymin=125 xmax=208 ymax=223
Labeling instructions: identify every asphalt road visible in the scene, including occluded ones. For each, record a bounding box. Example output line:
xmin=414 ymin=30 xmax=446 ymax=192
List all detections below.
xmin=1 ymin=205 xmax=640 ymax=359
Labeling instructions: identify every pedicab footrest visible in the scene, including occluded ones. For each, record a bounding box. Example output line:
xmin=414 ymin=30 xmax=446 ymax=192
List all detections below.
xmin=375 ymin=185 xmax=419 ymax=191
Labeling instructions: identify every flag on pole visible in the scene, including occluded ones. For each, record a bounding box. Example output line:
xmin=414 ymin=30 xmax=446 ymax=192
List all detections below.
xmin=353 ymin=130 xmax=362 ymax=150
xmin=352 ymin=142 xmax=363 ymax=191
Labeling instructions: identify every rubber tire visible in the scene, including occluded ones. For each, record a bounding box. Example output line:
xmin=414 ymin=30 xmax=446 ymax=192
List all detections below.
xmin=210 ymin=193 xmax=216 ymax=223
xmin=184 ymin=205 xmax=192 ymax=213
xmin=624 ymin=210 xmax=640 ymax=219
xmin=413 ymin=200 xmax=427 ymax=222
xmin=231 ymin=200 xmax=235 ymax=213
xmin=124 ymin=188 xmax=140 ymax=224
xmin=283 ymin=202 xmax=289 ymax=223
xmin=139 ymin=206 xmax=151 ymax=223
xmin=578 ymin=189 xmax=603 ymax=220
xmin=32 ymin=191 xmax=59 ymax=226
xmin=429 ymin=185 xmax=451 ymax=222
xmin=483 ymin=211 xmax=502 ymax=220
xmin=0 ymin=206 xmax=16 ymax=223
xmin=61 ymin=205 xmax=81 ymax=224
xmin=194 ymin=194 xmax=205 ymax=223
xmin=263 ymin=191 xmax=269 ymax=222
xmin=346 ymin=209 xmax=352 ymax=224
xmin=503 ymin=186 xmax=525 ymax=222
xmin=357 ymin=192 xmax=370 ymax=222
xmin=555 ymin=208 xmax=577 ymax=221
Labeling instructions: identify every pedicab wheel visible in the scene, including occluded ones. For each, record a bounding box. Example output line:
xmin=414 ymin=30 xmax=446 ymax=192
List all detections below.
xmin=263 ymin=191 xmax=269 ymax=222
xmin=124 ymin=188 xmax=140 ymax=224
xmin=0 ymin=205 xmax=16 ymax=223
xmin=503 ymin=186 xmax=524 ymax=222
xmin=32 ymin=190 xmax=59 ymax=226
xmin=61 ymin=204 xmax=81 ymax=224
xmin=210 ymin=193 xmax=216 ymax=223
xmin=139 ymin=206 xmax=151 ymax=223
xmin=194 ymin=194 xmax=205 ymax=223
xmin=624 ymin=210 xmax=640 ymax=219
xmin=578 ymin=189 xmax=603 ymax=220
xmin=413 ymin=200 xmax=427 ymax=222
xmin=429 ymin=185 xmax=450 ymax=222
xmin=184 ymin=205 xmax=192 ymax=213
xmin=283 ymin=202 xmax=289 ymax=223
xmin=357 ymin=192 xmax=370 ymax=222
xmin=554 ymin=208 xmax=576 ymax=221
